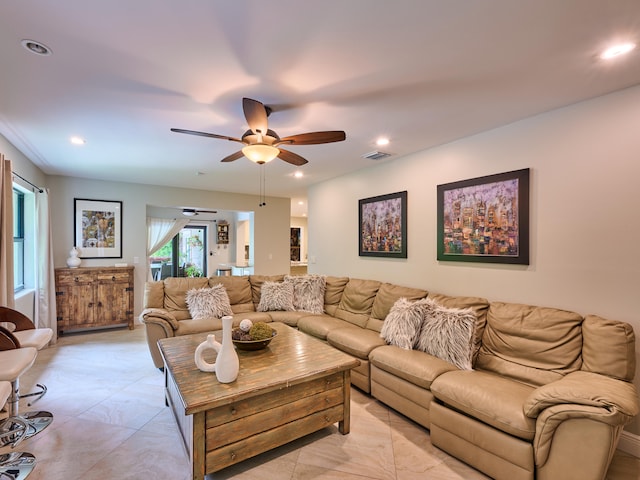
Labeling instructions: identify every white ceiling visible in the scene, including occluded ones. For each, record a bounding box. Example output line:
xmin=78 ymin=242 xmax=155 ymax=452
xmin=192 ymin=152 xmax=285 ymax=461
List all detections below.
xmin=1 ymin=1 xmax=639 ymax=218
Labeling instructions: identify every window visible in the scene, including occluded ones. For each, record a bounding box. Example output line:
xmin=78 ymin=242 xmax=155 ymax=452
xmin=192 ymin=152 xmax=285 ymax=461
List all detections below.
xmin=13 ymin=188 xmax=25 ymax=291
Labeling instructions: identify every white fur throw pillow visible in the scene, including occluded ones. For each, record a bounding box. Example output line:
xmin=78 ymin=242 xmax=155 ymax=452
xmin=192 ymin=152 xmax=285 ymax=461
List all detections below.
xmin=285 ymin=274 xmax=326 ymax=314
xmin=185 ymin=284 xmax=233 ymax=320
xmin=257 ymin=281 xmax=295 ymax=312
xmin=380 ymin=297 xmax=433 ymax=349
xmin=415 ymin=302 xmax=478 ymax=370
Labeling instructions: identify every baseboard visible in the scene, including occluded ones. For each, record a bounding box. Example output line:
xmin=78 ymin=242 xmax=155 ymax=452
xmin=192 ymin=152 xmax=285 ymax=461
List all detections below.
xmin=618 ymin=431 xmax=640 ymax=458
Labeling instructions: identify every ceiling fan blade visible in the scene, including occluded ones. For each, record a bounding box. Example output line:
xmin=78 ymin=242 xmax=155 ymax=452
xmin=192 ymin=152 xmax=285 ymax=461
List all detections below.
xmin=277 ymin=149 xmax=308 ymax=166
xmin=221 ymin=150 xmax=245 ymax=163
xmin=242 ymin=98 xmax=269 ymax=135
xmin=171 ymin=128 xmax=243 ymax=143
xmin=277 ymin=130 xmax=346 ymax=146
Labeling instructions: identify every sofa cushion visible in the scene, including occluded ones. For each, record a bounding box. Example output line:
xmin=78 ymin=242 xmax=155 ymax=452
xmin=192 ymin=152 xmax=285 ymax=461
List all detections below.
xmin=334 ymin=278 xmax=381 ymax=328
xmin=209 ymin=276 xmax=253 ymax=307
xmin=324 ymin=276 xmax=349 ymax=308
xmin=414 ymin=301 xmax=477 ymax=370
xmin=163 ymin=277 xmax=210 ymax=320
xmin=327 ymin=326 xmax=386 ymax=359
xmin=369 ymin=345 xmax=458 ymax=389
xmin=284 ymin=274 xmax=326 ymax=314
xmin=257 ymin=281 xmax=295 ymax=312
xmin=379 ymin=297 xmax=427 ymax=349
xmin=143 ymin=281 xmax=164 ymax=309
xmin=185 ymin=285 xmax=233 ymax=319
xmin=249 ymin=274 xmax=285 ymax=305
xmin=581 ymin=314 xmax=636 ymax=382
xmin=476 ymin=302 xmax=583 ymax=386
xmin=371 ymin=283 xmax=428 ymax=321
xmin=431 ymin=370 xmax=537 ymax=441
xmin=265 ymin=310 xmax=308 ymax=327
xmin=297 ymin=314 xmax=353 ymax=340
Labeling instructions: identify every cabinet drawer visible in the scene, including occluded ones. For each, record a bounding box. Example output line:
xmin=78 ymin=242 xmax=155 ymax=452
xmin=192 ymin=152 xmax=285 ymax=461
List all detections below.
xmin=96 ymin=271 xmax=130 ymax=282
xmin=56 ymin=272 xmax=94 ymax=285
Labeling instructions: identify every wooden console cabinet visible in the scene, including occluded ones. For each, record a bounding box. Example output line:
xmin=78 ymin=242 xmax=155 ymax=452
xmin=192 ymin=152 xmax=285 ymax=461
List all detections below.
xmin=55 ymin=266 xmax=134 ymax=335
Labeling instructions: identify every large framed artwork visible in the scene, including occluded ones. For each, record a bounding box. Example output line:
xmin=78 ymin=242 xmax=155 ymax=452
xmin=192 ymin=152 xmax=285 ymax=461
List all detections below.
xmin=359 ymin=191 xmax=407 ymax=258
xmin=437 ymin=168 xmax=529 ymax=265
xmin=74 ymin=198 xmax=123 ymax=258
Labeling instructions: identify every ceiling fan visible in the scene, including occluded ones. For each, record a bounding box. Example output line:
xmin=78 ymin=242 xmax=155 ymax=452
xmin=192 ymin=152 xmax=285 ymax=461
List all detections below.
xmin=181 ymin=208 xmax=217 ymax=217
xmin=171 ymin=98 xmax=346 ymax=166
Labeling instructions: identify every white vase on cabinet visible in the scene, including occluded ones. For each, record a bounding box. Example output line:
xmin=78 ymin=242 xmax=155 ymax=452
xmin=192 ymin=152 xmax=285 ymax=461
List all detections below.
xmin=66 ymin=247 xmax=82 ymax=268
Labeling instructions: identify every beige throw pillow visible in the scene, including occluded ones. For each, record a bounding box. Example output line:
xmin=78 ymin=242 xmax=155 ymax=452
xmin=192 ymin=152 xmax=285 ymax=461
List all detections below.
xmin=185 ymin=284 xmax=233 ymax=319
xmin=257 ymin=281 xmax=295 ymax=312
xmin=285 ymin=274 xmax=326 ymax=314
xmin=415 ymin=302 xmax=478 ymax=370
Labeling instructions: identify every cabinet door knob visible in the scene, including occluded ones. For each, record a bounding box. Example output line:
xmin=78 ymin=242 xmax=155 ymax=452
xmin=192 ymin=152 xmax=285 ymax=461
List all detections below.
xmin=74 ymin=277 xmax=79 ymax=282
xmin=112 ymin=276 xmax=116 ymax=281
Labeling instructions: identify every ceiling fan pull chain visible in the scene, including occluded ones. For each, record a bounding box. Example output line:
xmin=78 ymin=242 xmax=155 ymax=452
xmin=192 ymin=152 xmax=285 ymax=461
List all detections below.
xmin=259 ymin=164 xmax=267 ymax=207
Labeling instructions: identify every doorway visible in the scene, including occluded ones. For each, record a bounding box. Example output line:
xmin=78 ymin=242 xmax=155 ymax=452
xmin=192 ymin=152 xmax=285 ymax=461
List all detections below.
xmin=150 ymin=225 xmax=207 ymax=278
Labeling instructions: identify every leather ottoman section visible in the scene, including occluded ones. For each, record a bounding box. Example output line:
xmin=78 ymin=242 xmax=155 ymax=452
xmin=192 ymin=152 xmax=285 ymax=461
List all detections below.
xmin=369 ymin=345 xmax=457 ymax=389
xmin=431 ymin=370 xmax=536 ymax=440
xmin=371 ymin=366 xmax=434 ymax=428
xmin=327 ymin=327 xmax=386 ymax=359
xmin=297 ymin=314 xmax=353 ymax=340
xmin=430 ymin=402 xmax=534 ymax=480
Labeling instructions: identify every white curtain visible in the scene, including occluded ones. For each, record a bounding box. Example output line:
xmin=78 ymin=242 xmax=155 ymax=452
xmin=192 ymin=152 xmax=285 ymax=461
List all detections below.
xmin=35 ymin=188 xmax=57 ymax=343
xmin=0 ymin=157 xmax=15 ymax=308
xmin=146 ymin=217 xmax=189 ymax=280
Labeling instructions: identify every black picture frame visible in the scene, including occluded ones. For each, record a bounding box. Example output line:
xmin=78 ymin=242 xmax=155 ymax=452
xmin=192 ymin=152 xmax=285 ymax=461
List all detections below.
xmin=437 ymin=168 xmax=529 ymax=265
xmin=359 ymin=191 xmax=407 ymax=258
xmin=74 ymin=198 xmax=123 ymax=258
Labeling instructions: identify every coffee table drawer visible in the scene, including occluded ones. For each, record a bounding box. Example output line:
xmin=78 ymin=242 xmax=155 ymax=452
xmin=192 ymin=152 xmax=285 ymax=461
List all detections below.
xmin=206 ymin=384 xmax=344 ymax=450
xmin=206 ymin=404 xmax=343 ymax=472
xmin=205 ymin=372 xmax=344 ymax=429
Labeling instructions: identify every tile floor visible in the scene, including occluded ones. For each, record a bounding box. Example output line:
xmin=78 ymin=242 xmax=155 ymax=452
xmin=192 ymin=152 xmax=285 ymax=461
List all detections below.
xmin=2 ymin=325 xmax=638 ymax=480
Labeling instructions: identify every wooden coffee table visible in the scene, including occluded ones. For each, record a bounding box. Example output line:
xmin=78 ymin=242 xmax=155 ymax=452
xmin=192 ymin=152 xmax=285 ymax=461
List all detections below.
xmin=158 ymin=322 xmax=360 ymax=480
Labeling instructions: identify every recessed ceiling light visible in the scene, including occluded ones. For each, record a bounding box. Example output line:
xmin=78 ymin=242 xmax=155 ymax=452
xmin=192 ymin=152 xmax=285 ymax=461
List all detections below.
xmin=294 ymin=171 xmax=304 ymax=178
xmin=21 ymin=39 xmax=52 ymax=56
xmin=376 ymin=137 xmax=390 ymax=146
xmin=70 ymin=136 xmax=86 ymax=145
xmin=298 ymin=201 xmax=304 ymax=205
xmin=600 ymin=42 xmax=636 ymax=60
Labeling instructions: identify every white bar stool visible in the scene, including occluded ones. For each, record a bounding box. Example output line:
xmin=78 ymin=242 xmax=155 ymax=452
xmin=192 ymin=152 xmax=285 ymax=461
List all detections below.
xmin=0 ymin=307 xmax=54 ymax=405
xmin=0 ymin=381 xmax=37 ymax=479
xmin=0 ymin=348 xmax=53 ymax=444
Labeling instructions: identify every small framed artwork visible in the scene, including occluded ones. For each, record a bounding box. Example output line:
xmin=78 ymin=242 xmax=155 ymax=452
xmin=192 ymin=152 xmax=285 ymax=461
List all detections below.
xmin=437 ymin=168 xmax=529 ymax=264
xmin=74 ymin=198 xmax=123 ymax=258
xmin=359 ymin=191 xmax=407 ymax=258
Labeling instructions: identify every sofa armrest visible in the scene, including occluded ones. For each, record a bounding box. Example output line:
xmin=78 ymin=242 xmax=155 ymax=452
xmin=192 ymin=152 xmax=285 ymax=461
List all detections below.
xmin=140 ymin=308 xmax=180 ymax=330
xmin=533 ymin=403 xmax=629 ymax=469
xmin=524 ymin=370 xmax=639 ymax=419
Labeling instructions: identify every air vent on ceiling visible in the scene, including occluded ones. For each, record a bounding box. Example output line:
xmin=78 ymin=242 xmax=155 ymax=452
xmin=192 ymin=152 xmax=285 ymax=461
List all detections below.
xmin=362 ymin=151 xmax=391 ymax=160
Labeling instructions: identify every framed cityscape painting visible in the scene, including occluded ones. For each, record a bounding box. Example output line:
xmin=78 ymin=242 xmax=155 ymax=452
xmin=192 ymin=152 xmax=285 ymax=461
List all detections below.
xmin=74 ymin=198 xmax=123 ymax=258
xmin=359 ymin=191 xmax=407 ymax=258
xmin=437 ymin=169 xmax=529 ymax=264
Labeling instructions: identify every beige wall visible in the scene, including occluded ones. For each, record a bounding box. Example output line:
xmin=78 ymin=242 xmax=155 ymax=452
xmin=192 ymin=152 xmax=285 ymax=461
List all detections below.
xmin=308 ymin=85 xmax=640 ymax=436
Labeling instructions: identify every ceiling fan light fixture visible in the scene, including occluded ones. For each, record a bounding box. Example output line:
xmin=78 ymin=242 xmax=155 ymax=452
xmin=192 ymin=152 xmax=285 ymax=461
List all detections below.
xmin=242 ymin=144 xmax=279 ymax=164
xmin=182 ymin=209 xmax=197 ymax=217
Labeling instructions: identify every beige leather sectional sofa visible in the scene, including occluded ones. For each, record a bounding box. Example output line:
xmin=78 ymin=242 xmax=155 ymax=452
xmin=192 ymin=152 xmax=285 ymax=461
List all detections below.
xmin=141 ymin=274 xmax=639 ymax=480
